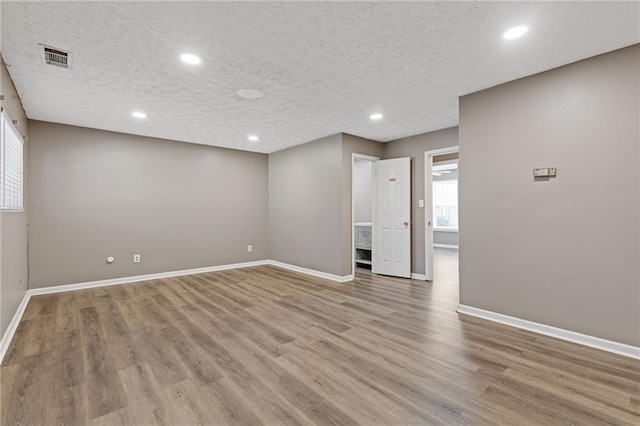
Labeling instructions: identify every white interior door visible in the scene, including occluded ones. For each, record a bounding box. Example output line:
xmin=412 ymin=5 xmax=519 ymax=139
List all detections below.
xmin=372 ymin=158 xmax=411 ymax=278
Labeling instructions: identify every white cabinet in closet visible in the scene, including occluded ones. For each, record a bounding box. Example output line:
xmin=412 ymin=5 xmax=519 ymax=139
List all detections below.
xmin=354 ymin=222 xmax=372 ymax=266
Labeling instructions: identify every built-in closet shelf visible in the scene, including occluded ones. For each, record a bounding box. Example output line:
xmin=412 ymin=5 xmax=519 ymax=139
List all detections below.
xmin=354 ymin=222 xmax=372 ymax=267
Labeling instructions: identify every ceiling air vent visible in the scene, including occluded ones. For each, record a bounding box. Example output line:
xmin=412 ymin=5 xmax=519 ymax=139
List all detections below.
xmin=39 ymin=44 xmax=72 ymax=69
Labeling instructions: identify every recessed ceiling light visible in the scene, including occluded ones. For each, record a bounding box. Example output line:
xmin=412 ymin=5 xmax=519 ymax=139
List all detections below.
xmin=237 ymin=89 xmax=264 ymax=100
xmin=503 ymin=25 xmax=529 ymax=40
xmin=370 ymin=113 xmax=384 ymax=120
xmin=180 ymin=53 xmax=201 ymax=65
xmin=248 ymin=135 xmax=259 ymax=142
xmin=131 ymin=111 xmax=147 ymax=119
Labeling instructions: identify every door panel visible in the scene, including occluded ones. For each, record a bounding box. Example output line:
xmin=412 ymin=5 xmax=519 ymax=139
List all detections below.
xmin=372 ymin=158 xmax=411 ymax=278
xmin=382 ymin=228 xmax=391 ymax=263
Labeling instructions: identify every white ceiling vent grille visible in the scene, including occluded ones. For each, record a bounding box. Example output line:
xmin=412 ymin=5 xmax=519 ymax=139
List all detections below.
xmin=39 ymin=44 xmax=72 ymax=69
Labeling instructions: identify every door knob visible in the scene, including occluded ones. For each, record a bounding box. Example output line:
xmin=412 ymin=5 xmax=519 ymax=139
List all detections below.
xmin=404 ymin=221 xmax=409 ymax=227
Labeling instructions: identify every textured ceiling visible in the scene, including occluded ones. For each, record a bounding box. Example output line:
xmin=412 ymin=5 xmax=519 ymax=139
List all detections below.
xmin=1 ymin=1 xmax=638 ymax=153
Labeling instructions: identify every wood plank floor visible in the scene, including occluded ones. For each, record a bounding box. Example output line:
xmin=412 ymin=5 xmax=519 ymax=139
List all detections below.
xmin=1 ymin=249 xmax=639 ymax=425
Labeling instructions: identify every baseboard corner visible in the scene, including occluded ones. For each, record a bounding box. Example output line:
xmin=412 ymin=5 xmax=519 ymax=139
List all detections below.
xmin=267 ymin=260 xmax=353 ymax=283
xmin=456 ymin=304 xmax=640 ymax=360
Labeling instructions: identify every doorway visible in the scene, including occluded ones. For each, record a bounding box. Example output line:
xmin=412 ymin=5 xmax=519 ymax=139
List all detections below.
xmin=424 ymin=146 xmax=459 ymax=281
xmin=351 ymin=154 xmax=378 ymax=277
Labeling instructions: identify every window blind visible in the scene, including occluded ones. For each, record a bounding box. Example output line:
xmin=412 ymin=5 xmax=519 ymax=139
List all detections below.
xmin=1 ymin=111 xmax=24 ymax=211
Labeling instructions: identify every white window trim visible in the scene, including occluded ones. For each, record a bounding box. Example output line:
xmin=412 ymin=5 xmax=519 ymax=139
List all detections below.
xmin=1 ymin=110 xmax=25 ymax=213
xmin=432 ymin=178 xmax=458 ymax=232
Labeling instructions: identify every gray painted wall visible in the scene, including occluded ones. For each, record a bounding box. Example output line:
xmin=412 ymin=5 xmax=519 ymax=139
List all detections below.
xmin=459 ymin=45 xmax=639 ymax=346
xmin=434 ymin=231 xmax=458 ymax=246
xmin=28 ymin=121 xmax=268 ymax=288
xmin=269 ymin=133 xmax=382 ymax=277
xmin=1 ymin=55 xmax=29 ymax=338
xmin=353 ymin=160 xmax=373 ymax=223
xmin=341 ymin=134 xmax=383 ymax=275
xmin=383 ymin=127 xmax=459 ymax=275
xmin=269 ymin=134 xmax=344 ymax=275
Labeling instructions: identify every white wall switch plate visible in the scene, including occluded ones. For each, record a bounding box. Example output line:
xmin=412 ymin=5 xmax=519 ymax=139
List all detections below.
xmin=418 ymin=199 xmax=424 ymax=208
xmin=533 ymin=167 xmax=557 ymax=178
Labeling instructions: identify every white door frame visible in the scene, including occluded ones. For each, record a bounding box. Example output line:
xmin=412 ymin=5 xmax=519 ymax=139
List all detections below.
xmin=424 ymin=146 xmax=459 ymax=281
xmin=352 ymin=153 xmax=380 ymax=277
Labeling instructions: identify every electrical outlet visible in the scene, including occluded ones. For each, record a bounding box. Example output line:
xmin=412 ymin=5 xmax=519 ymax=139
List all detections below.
xmin=133 ymin=254 xmax=141 ymax=263
xmin=247 ymin=245 xmax=253 ymax=253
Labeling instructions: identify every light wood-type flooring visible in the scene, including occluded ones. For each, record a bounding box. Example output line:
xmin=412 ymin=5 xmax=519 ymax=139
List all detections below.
xmin=1 ymin=249 xmax=639 ymax=425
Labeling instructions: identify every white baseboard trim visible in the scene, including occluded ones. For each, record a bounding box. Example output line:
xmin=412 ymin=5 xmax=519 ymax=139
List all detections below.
xmin=28 ymin=260 xmax=271 ymax=296
xmin=0 ymin=260 xmax=272 ymax=364
xmin=411 ymin=273 xmax=427 ymax=281
xmin=0 ymin=291 xmax=31 ymax=364
xmin=0 ymin=258 xmax=356 ymax=363
xmin=433 ymin=243 xmax=459 ymax=249
xmin=268 ymin=260 xmax=354 ymax=283
xmin=457 ymin=304 xmax=640 ymax=360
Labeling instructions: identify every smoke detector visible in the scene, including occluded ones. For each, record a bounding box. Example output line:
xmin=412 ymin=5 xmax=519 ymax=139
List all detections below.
xmin=39 ymin=44 xmax=72 ymax=69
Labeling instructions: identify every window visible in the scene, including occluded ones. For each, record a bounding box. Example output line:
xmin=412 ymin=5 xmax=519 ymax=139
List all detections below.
xmin=1 ymin=111 xmax=24 ymax=211
xmin=433 ymin=179 xmax=458 ymax=230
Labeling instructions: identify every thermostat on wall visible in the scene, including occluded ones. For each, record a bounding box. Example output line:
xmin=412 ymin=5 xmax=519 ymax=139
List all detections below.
xmin=533 ymin=167 xmax=557 ymax=178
